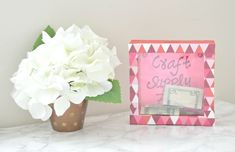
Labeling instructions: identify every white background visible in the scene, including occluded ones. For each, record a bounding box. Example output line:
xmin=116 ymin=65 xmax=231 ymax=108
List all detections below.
xmin=0 ymin=0 xmax=234 ymax=127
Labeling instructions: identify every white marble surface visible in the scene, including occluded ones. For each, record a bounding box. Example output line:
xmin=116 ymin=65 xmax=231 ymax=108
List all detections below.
xmin=0 ymin=100 xmax=235 ymax=152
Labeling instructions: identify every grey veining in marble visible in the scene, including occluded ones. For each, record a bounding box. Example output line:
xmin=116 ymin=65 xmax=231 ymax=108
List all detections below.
xmin=0 ymin=100 xmax=235 ymax=152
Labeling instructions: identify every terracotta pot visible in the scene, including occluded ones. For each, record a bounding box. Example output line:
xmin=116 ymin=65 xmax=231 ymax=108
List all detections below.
xmin=50 ymin=100 xmax=88 ymax=132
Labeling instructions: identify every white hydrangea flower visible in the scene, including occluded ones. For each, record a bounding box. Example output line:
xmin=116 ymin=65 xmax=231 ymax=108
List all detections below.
xmin=11 ymin=25 xmax=120 ymax=121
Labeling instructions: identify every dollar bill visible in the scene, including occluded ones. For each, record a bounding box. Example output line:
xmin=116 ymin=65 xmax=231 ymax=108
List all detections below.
xmin=141 ymin=105 xmax=204 ymax=115
xmin=163 ymin=85 xmax=203 ymax=110
xmin=141 ymin=105 xmax=180 ymax=115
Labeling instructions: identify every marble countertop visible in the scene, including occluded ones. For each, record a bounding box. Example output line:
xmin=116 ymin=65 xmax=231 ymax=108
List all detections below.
xmin=1 ymin=100 xmax=235 ymax=152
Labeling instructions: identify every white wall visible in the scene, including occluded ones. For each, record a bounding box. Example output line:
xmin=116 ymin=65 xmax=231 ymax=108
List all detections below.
xmin=0 ymin=0 xmax=234 ymax=127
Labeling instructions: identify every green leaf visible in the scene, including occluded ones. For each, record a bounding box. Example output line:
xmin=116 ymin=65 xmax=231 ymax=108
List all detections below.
xmin=86 ymin=80 xmax=122 ymax=103
xmin=32 ymin=25 xmax=55 ymax=50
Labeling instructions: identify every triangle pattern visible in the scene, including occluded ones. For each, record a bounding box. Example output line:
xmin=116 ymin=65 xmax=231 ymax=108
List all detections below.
xmin=140 ymin=116 xmax=151 ymax=124
xmin=207 ymin=70 xmax=214 ymax=78
xmin=167 ymin=45 xmax=174 ymax=53
xmin=139 ymin=45 xmax=146 ymax=53
xmin=204 ymin=88 xmax=214 ymax=97
xmin=148 ymin=116 xmax=155 ymax=124
xmin=152 ymin=44 xmax=160 ymax=52
xmin=176 ymin=45 xmax=184 ymax=53
xmin=152 ymin=115 xmax=160 ymax=124
xmin=143 ymin=44 xmax=151 ymax=52
xmin=129 ymin=45 xmax=136 ymax=52
xmin=166 ymin=117 xmax=173 ymax=125
xmin=171 ymin=44 xmax=179 ymax=52
xmin=200 ymin=44 xmax=209 ymax=53
xmin=130 ymin=116 xmax=137 ymax=124
xmin=130 ymin=104 xmax=136 ymax=114
xmin=130 ymin=87 xmax=135 ymax=101
xmin=186 ymin=45 xmax=194 ymax=53
xmin=196 ymin=45 xmax=203 ymax=54
xmin=162 ymin=44 xmax=170 ymax=52
xmin=170 ymin=116 xmax=179 ymax=124
xmin=148 ymin=45 xmax=155 ymax=53
xmin=158 ymin=45 xmax=165 ymax=53
xmin=190 ymin=44 xmax=198 ymax=52
xmin=207 ymin=59 xmax=215 ymax=68
xmin=129 ymin=52 xmax=136 ymax=65
xmin=189 ymin=117 xmax=197 ymax=125
xmin=204 ymin=80 xmax=210 ymax=88
xmin=129 ymin=41 xmax=215 ymax=126
xmin=206 ymin=78 xmax=214 ymax=87
xmin=181 ymin=44 xmax=189 ymax=52
xmin=134 ymin=44 xmax=141 ymax=52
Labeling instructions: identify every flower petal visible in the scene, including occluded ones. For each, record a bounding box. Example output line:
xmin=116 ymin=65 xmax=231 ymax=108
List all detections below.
xmin=28 ymin=101 xmax=46 ymax=119
xmin=12 ymin=91 xmax=30 ymax=110
xmin=99 ymin=81 xmax=113 ymax=92
xmin=86 ymin=60 xmax=112 ymax=82
xmin=42 ymin=31 xmax=52 ymax=44
xmin=41 ymin=105 xmax=52 ymax=121
xmin=34 ymin=89 xmax=59 ymax=105
xmin=54 ymin=96 xmax=70 ymax=116
xmin=68 ymin=91 xmax=86 ymax=104
xmin=85 ymin=81 xmax=112 ymax=97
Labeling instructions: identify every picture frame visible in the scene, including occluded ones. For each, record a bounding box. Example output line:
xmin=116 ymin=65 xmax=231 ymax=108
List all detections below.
xmin=129 ymin=40 xmax=215 ymax=126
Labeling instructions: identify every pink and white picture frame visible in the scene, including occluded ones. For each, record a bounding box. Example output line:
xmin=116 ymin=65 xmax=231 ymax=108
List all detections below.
xmin=129 ymin=40 xmax=215 ymax=126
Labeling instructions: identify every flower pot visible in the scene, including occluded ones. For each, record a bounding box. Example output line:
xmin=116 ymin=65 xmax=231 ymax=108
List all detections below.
xmin=50 ymin=100 xmax=88 ymax=132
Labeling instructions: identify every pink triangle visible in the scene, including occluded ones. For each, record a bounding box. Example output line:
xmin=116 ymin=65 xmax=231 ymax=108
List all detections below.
xmin=129 ymin=52 xmax=136 ymax=65
xmin=206 ymin=119 xmax=215 ymax=126
xmin=140 ymin=116 xmax=151 ymax=124
xmin=211 ymin=82 xmax=215 ymax=87
xmin=139 ymin=45 xmax=146 ymax=53
xmin=130 ymin=87 xmax=135 ymax=101
xmin=186 ymin=117 xmax=192 ymax=125
xmin=205 ymin=44 xmax=215 ymax=58
xmin=130 ymin=104 xmax=136 ymax=114
xmin=148 ymin=45 xmax=155 ymax=53
xmin=158 ymin=45 xmax=165 ymax=53
xmin=204 ymin=88 xmax=214 ymax=97
xmin=204 ymin=61 xmax=210 ymax=69
xmin=162 ymin=116 xmax=170 ymax=124
xmin=167 ymin=45 xmax=174 ymax=53
xmin=210 ymin=102 xmax=215 ymax=111
xmin=176 ymin=45 xmax=184 ymax=53
xmin=152 ymin=115 xmax=160 ymax=124
xmin=189 ymin=117 xmax=197 ymax=125
xmin=205 ymin=111 xmax=210 ymax=117
xmin=179 ymin=116 xmax=187 ymax=125
xmin=166 ymin=117 xmax=173 ymax=125
xmin=204 ymin=80 xmax=210 ymax=87
xmin=194 ymin=119 xmax=201 ymax=126
xmin=199 ymin=118 xmax=206 ymax=126
xmin=129 ymin=75 xmax=135 ymax=84
xmin=134 ymin=116 xmax=142 ymax=123
xmin=207 ymin=70 xmax=214 ymax=78
xmin=130 ymin=116 xmax=137 ymax=124
xmin=176 ymin=118 xmax=182 ymax=125
xmin=156 ymin=116 xmax=164 ymax=125
xmin=129 ymin=68 xmax=135 ymax=76
xmin=196 ymin=45 xmax=203 ymax=54
xmin=186 ymin=45 xmax=194 ymax=53
xmin=212 ymin=63 xmax=215 ymax=69
xmin=204 ymin=69 xmax=210 ymax=76
xmin=129 ymin=45 xmax=136 ymax=52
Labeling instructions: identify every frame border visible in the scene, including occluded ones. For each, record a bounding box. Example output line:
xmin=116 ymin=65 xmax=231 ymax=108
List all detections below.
xmin=129 ymin=40 xmax=215 ymax=126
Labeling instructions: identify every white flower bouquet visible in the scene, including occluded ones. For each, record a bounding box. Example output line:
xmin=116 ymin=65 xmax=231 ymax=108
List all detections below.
xmin=11 ymin=25 xmax=121 ymax=121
